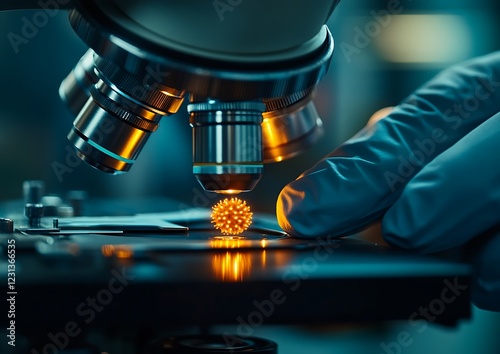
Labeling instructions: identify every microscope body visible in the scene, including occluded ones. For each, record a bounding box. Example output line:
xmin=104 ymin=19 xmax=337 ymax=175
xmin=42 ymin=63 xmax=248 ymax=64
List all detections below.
xmin=6 ymin=0 xmax=340 ymax=193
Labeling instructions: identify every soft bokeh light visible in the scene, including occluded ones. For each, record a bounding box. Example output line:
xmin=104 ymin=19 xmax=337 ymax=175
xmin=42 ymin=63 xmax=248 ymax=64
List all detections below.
xmin=375 ymin=15 xmax=471 ymax=64
xmin=101 ymin=244 xmax=134 ymax=259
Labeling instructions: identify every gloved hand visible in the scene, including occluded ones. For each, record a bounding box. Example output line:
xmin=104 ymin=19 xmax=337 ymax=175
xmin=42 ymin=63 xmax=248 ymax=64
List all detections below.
xmin=277 ymin=52 xmax=500 ymax=311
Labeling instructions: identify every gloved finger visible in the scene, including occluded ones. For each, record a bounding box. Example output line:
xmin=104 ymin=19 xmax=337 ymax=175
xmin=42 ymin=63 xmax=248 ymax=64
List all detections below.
xmin=278 ymin=52 xmax=500 ymax=238
xmin=383 ymin=111 xmax=500 ymax=253
xmin=367 ymin=106 xmax=394 ymax=125
xmin=470 ymin=228 xmax=500 ymax=312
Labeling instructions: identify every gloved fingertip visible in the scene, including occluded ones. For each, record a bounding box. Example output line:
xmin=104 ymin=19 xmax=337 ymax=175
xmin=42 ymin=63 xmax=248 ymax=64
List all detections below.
xmin=382 ymin=220 xmax=415 ymax=250
xmin=382 ymin=205 xmax=430 ymax=253
xmin=276 ymin=183 xmax=309 ymax=237
xmin=276 ymin=187 xmax=294 ymax=234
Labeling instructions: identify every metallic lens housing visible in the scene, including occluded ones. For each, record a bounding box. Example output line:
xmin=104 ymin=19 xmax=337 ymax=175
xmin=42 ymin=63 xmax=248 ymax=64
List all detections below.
xmin=61 ymin=1 xmax=336 ymax=192
xmin=262 ymin=92 xmax=323 ymax=162
xmin=68 ymin=56 xmax=184 ymax=174
xmin=188 ymin=100 xmax=265 ymax=193
xmin=59 ymin=49 xmax=98 ymax=115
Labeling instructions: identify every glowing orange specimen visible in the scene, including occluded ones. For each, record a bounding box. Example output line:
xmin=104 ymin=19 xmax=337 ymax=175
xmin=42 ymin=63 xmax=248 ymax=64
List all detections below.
xmin=211 ymin=198 xmax=253 ymax=235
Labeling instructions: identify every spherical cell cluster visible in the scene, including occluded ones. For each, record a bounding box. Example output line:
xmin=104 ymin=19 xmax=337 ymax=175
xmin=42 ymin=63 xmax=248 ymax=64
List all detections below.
xmin=211 ymin=198 xmax=253 ymax=235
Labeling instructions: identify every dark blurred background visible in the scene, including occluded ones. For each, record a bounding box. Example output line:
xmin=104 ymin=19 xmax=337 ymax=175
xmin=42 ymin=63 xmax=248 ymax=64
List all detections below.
xmin=1 ymin=1 xmax=500 ymax=353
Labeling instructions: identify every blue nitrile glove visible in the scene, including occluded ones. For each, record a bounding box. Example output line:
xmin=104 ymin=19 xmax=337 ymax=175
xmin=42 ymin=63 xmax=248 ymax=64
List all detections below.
xmin=276 ymin=52 xmax=500 ymax=311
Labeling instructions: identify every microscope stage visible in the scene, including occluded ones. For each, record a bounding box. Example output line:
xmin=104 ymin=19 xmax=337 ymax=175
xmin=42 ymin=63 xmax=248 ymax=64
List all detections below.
xmin=0 ymin=197 xmax=471 ymax=332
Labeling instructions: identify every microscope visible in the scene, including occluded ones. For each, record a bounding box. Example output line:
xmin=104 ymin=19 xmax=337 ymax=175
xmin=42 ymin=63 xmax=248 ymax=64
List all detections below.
xmin=0 ymin=2 xmax=472 ymax=353
xmin=55 ymin=0 xmax=339 ymax=194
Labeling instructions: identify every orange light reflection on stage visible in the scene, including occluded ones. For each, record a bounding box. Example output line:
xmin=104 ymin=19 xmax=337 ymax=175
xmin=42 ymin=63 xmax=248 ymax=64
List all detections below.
xmin=212 ymin=252 xmax=252 ymax=282
xmin=101 ymin=245 xmax=134 ymax=259
xmin=210 ymin=236 xmax=252 ymax=249
xmin=210 ymin=236 xmax=267 ymax=282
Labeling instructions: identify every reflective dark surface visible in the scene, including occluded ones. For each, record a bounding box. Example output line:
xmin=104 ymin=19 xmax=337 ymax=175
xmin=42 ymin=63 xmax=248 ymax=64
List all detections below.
xmin=0 ymin=197 xmax=470 ymax=331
